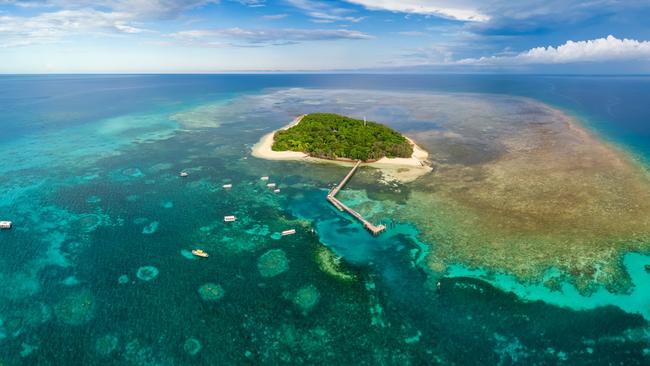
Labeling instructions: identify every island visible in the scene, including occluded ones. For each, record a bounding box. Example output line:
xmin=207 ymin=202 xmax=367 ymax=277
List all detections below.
xmin=252 ymin=113 xmax=432 ymax=183
xmin=272 ymin=113 xmax=413 ymax=161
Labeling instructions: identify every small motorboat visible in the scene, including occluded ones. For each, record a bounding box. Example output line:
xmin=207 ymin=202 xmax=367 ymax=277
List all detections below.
xmin=224 ymin=215 xmax=236 ymax=222
xmin=267 ymin=183 xmax=276 ymax=188
xmin=261 ymin=176 xmax=269 ymax=181
xmin=179 ymin=172 xmax=189 ymax=177
xmin=281 ymin=229 xmax=296 ymax=236
xmin=0 ymin=221 xmax=12 ymax=229
xmin=223 ymin=183 xmax=233 ymax=189
xmin=273 ymin=189 xmax=281 ymax=193
xmin=192 ymin=249 xmax=209 ymax=258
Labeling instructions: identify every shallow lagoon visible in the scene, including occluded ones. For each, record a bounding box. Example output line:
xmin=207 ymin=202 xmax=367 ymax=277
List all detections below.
xmin=0 ymin=75 xmax=649 ymax=365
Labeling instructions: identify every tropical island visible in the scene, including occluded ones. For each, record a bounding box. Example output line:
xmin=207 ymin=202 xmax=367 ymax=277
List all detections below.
xmin=272 ymin=113 xmax=413 ymax=161
xmin=252 ymin=113 xmax=431 ymax=182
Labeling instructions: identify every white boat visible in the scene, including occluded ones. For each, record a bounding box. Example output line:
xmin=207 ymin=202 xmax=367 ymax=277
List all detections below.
xmin=261 ymin=176 xmax=269 ymax=181
xmin=224 ymin=215 xmax=236 ymax=222
xmin=223 ymin=184 xmax=232 ymax=189
xmin=281 ymin=229 xmax=296 ymax=236
xmin=179 ymin=172 xmax=189 ymax=177
xmin=273 ymin=189 xmax=281 ymax=193
xmin=192 ymin=249 xmax=209 ymax=258
xmin=267 ymin=183 xmax=276 ymax=188
xmin=0 ymin=221 xmax=12 ymax=229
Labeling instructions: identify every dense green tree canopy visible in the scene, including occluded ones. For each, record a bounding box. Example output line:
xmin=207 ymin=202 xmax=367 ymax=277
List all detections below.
xmin=272 ymin=113 xmax=413 ymax=161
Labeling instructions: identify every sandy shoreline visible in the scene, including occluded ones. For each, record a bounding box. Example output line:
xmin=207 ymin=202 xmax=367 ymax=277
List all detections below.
xmin=251 ymin=115 xmax=432 ymax=183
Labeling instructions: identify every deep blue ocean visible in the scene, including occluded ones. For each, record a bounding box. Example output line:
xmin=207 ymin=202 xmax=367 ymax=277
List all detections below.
xmin=0 ymin=74 xmax=649 ymax=365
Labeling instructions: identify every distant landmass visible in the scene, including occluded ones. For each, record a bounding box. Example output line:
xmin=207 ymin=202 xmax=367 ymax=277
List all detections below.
xmin=271 ymin=113 xmax=413 ymax=162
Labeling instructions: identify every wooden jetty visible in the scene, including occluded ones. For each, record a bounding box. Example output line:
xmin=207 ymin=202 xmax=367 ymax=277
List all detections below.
xmin=326 ymin=160 xmax=386 ymax=235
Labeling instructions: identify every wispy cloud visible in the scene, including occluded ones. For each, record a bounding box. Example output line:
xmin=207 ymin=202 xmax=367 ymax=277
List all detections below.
xmin=285 ymin=0 xmax=365 ymax=23
xmin=458 ymin=35 xmax=650 ymax=65
xmin=342 ymin=0 xmax=489 ymax=22
xmin=170 ymin=27 xmax=373 ymax=47
xmin=0 ymin=9 xmax=146 ymax=47
xmin=1 ymin=0 xmax=219 ymax=19
xmin=232 ymin=0 xmax=265 ymax=7
xmin=0 ymin=0 xmax=222 ymax=47
xmin=262 ymin=13 xmax=288 ymax=20
xmin=397 ymin=31 xmax=427 ymax=37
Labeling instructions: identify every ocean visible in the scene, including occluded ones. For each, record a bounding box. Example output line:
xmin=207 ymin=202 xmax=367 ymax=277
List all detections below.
xmin=0 ymin=74 xmax=649 ymax=365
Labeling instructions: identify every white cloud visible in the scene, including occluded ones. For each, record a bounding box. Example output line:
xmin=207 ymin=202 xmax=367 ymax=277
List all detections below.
xmin=342 ymin=0 xmax=489 ymax=22
xmin=1 ymin=0 xmax=219 ymax=19
xmin=171 ymin=27 xmax=373 ymax=47
xmin=233 ymin=0 xmax=265 ymax=7
xmin=458 ymin=35 xmax=650 ymax=65
xmin=397 ymin=31 xmax=427 ymax=37
xmin=262 ymin=13 xmax=288 ymax=20
xmin=285 ymin=0 xmax=365 ymax=23
xmin=0 ymin=0 xmax=220 ymax=47
xmin=0 ymin=9 xmax=145 ymax=47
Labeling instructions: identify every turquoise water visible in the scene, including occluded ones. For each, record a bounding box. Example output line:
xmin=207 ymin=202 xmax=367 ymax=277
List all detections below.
xmin=1 ymin=75 xmax=649 ymax=364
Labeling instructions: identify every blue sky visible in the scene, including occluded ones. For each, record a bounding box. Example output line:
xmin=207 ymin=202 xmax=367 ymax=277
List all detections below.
xmin=1 ymin=0 xmax=650 ymax=73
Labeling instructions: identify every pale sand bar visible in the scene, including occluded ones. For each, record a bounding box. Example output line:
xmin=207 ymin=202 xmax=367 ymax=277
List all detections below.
xmin=251 ymin=115 xmax=432 ymax=183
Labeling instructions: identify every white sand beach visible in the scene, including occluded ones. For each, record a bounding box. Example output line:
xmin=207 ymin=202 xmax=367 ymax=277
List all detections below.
xmin=251 ymin=115 xmax=432 ymax=183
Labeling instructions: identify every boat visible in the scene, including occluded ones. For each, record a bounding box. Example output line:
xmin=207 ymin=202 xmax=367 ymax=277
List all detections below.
xmin=261 ymin=176 xmax=269 ymax=181
xmin=0 ymin=221 xmax=12 ymax=229
xmin=645 ymin=264 xmax=650 ymax=272
xmin=273 ymin=189 xmax=281 ymax=193
xmin=224 ymin=215 xmax=236 ymax=222
xmin=267 ymin=183 xmax=276 ymax=188
xmin=179 ymin=172 xmax=189 ymax=177
xmin=281 ymin=229 xmax=296 ymax=236
xmin=192 ymin=249 xmax=209 ymax=258
xmin=223 ymin=183 xmax=233 ymax=189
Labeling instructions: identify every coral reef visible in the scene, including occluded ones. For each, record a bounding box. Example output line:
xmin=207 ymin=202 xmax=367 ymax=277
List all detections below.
xmin=136 ymin=266 xmax=159 ymax=281
xmin=257 ymin=249 xmax=289 ymax=278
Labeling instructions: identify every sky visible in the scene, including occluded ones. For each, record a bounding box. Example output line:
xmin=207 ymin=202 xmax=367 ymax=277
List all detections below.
xmin=1 ymin=0 xmax=650 ymax=73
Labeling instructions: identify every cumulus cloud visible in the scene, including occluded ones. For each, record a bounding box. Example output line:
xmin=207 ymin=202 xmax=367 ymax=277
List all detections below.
xmin=458 ymin=35 xmax=650 ymax=65
xmin=171 ymin=27 xmax=373 ymax=47
xmin=342 ymin=0 xmax=489 ymax=22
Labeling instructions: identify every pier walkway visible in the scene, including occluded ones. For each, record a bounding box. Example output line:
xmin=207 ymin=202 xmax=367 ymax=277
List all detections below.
xmin=327 ymin=161 xmax=386 ymax=235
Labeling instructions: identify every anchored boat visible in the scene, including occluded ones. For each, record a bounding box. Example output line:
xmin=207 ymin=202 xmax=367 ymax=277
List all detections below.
xmin=192 ymin=249 xmax=209 ymax=258
xmin=281 ymin=229 xmax=296 ymax=236
xmin=223 ymin=183 xmax=233 ymax=189
xmin=0 ymin=221 xmax=12 ymax=229
xmin=224 ymin=215 xmax=236 ymax=222
xmin=179 ymin=172 xmax=189 ymax=177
